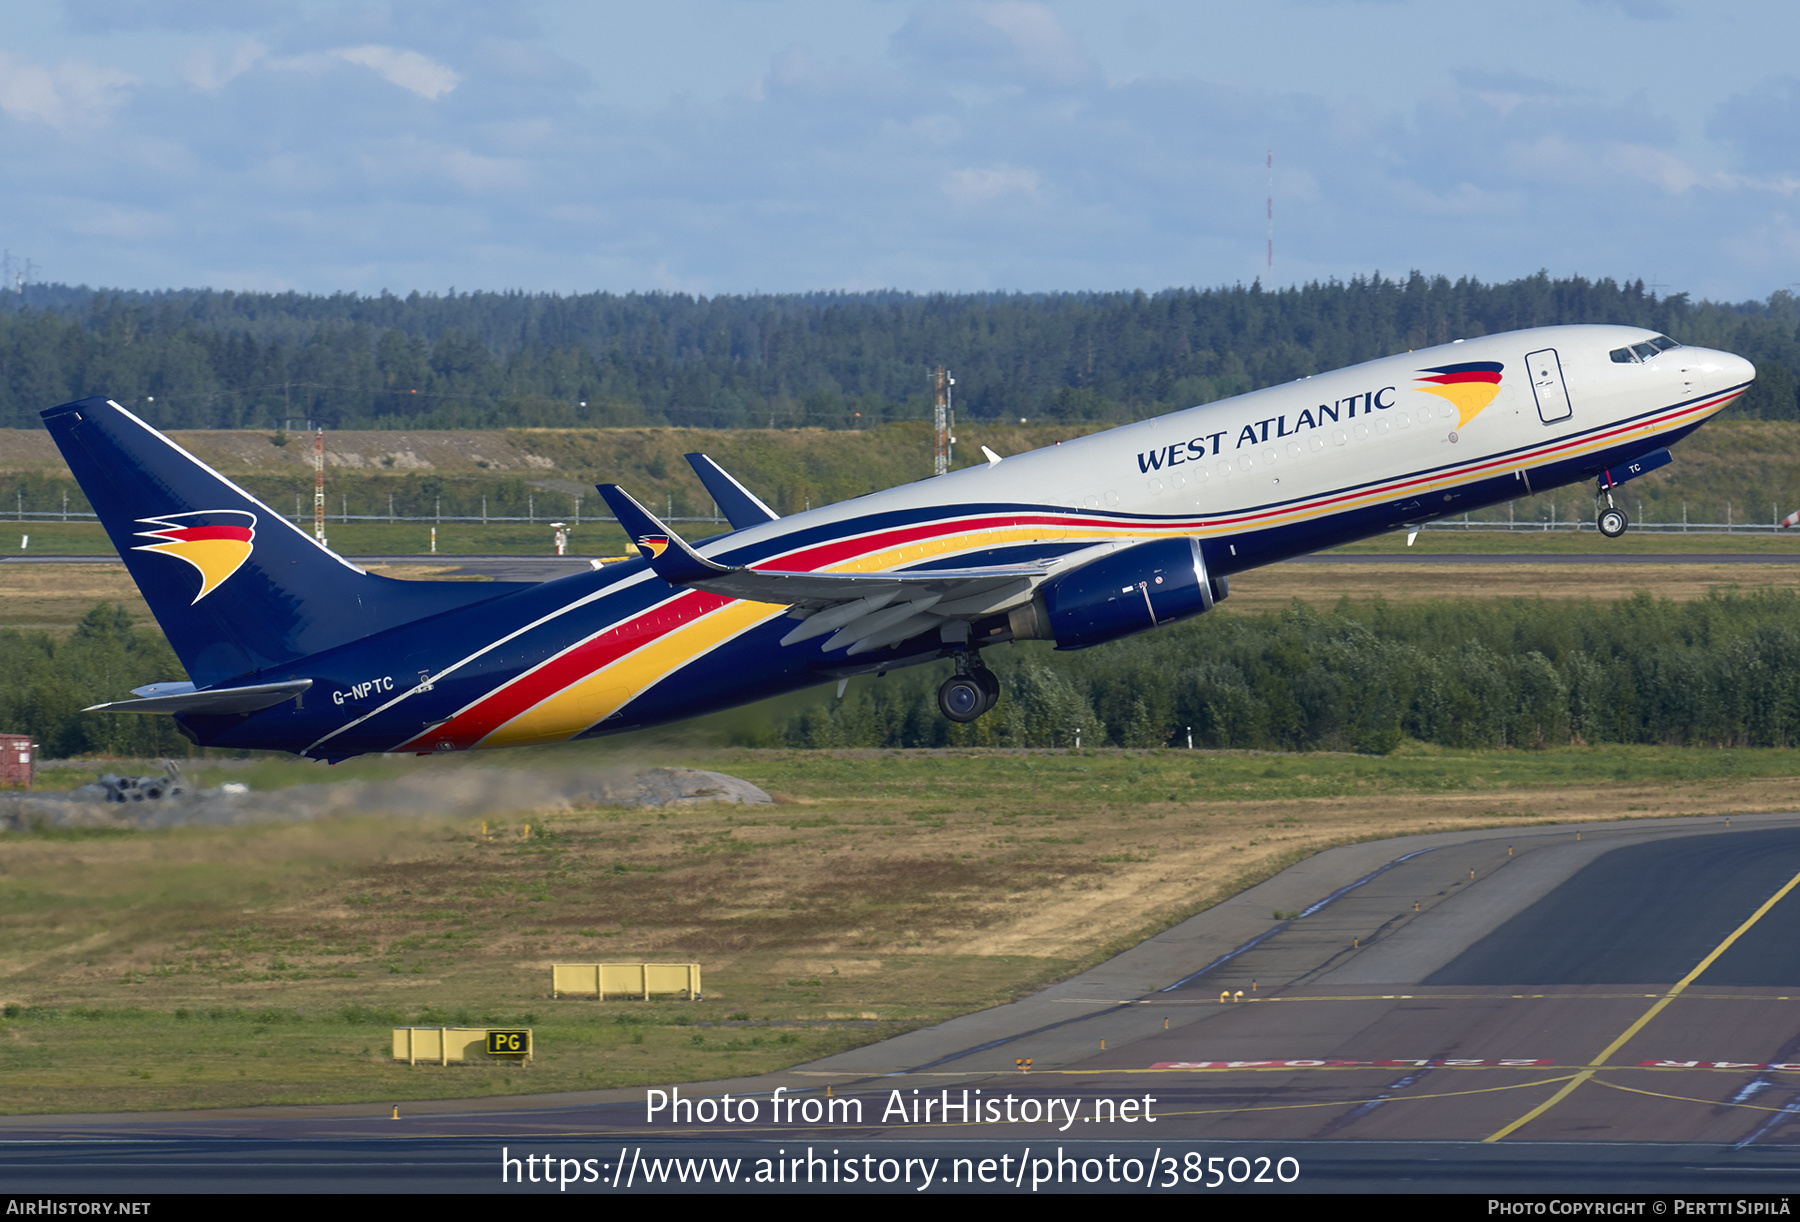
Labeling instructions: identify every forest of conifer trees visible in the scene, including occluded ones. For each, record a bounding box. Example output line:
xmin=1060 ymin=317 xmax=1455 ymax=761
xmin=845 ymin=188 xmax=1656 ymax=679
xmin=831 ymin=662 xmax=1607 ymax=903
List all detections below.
xmin=3 ymin=272 xmax=1797 ymax=432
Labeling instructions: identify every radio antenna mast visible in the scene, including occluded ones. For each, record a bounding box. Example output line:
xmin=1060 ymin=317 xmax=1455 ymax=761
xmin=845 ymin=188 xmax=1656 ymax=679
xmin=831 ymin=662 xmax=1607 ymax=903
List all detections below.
xmin=932 ymin=367 xmax=954 ymax=476
xmin=313 ymin=425 xmax=327 ymax=546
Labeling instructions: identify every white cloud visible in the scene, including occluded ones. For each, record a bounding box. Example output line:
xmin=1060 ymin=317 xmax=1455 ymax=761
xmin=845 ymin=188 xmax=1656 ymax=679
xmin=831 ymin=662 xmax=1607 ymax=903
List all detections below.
xmin=894 ymin=1 xmax=1095 ymax=90
xmin=3 ymin=1 xmax=1798 ymax=300
xmin=1604 ymin=143 xmax=1700 ymax=193
xmin=0 ymin=52 xmax=134 ymax=129
xmin=883 ymin=114 xmax=963 ymax=148
xmin=63 ymin=202 xmax=180 ymax=240
xmin=329 ymin=45 xmax=461 ymax=100
xmin=179 ymin=39 xmax=268 ymax=92
xmin=942 ymin=164 xmax=1041 ymax=204
xmin=1576 ymin=0 xmax=1675 ymax=19
xmin=972 ymin=1 xmax=1093 ymax=86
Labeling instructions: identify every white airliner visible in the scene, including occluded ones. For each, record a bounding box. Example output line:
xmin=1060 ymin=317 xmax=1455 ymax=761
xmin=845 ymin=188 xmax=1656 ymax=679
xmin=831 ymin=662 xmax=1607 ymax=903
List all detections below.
xmin=47 ymin=324 xmax=1754 ymax=756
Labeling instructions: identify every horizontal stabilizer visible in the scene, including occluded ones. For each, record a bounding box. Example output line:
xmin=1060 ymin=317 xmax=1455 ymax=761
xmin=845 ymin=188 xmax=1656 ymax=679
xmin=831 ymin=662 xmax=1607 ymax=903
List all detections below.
xmin=85 ymin=679 xmax=313 ymax=716
xmin=685 ymin=453 xmax=779 ymax=528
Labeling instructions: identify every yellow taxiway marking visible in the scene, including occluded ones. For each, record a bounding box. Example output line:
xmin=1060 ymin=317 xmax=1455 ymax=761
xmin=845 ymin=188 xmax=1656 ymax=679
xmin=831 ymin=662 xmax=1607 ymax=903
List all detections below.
xmin=1484 ymin=863 xmax=1800 ymax=1143
xmin=1591 ymin=1077 xmax=1800 ymax=1113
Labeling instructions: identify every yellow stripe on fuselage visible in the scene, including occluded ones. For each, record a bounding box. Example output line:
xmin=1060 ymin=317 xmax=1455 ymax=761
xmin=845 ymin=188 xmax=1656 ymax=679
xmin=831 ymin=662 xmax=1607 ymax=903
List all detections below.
xmin=478 ymin=596 xmax=785 ymax=748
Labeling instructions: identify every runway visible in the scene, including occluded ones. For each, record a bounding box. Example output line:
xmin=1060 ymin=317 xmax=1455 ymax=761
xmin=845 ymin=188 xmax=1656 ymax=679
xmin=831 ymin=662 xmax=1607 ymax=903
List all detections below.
xmin=0 ymin=552 xmax=608 ymax=582
xmin=7 ymin=814 xmax=1800 ymax=1193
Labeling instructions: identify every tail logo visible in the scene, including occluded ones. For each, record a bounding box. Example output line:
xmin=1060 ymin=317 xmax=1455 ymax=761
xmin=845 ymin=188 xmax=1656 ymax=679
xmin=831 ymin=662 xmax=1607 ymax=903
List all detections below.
xmin=634 ymin=535 xmax=670 ymax=561
xmin=133 ymin=511 xmax=256 ymax=604
xmin=1415 ymin=361 xmax=1504 ymax=430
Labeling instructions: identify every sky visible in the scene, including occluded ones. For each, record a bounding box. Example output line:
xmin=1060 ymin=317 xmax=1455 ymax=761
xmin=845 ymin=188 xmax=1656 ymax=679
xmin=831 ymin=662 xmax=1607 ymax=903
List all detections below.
xmin=0 ymin=0 xmax=1796 ymax=301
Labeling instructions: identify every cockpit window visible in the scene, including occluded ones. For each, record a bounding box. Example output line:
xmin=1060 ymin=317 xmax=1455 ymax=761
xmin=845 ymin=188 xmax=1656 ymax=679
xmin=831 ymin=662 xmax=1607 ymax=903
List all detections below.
xmin=1611 ymin=336 xmax=1680 ymax=364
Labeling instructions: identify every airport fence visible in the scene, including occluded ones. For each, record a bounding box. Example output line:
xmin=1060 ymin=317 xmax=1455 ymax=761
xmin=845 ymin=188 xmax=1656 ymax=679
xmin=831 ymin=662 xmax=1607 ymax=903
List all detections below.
xmin=5 ymin=510 xmax=1793 ymax=535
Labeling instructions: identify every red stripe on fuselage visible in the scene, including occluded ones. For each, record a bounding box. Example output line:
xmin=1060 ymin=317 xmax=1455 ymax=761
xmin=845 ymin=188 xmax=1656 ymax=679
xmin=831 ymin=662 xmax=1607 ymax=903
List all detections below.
xmin=758 ymin=512 xmax=1096 ymax=574
xmin=397 ymin=588 xmax=731 ymax=751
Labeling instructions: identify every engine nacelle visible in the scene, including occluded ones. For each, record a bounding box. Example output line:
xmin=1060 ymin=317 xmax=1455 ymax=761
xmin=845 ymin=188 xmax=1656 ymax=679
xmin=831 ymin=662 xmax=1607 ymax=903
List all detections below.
xmin=1007 ymin=536 xmax=1227 ymax=650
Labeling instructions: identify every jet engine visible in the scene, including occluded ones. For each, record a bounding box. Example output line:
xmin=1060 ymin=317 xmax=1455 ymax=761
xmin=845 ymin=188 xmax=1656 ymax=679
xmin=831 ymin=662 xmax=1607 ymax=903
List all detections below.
xmin=1005 ymin=536 xmax=1227 ymax=650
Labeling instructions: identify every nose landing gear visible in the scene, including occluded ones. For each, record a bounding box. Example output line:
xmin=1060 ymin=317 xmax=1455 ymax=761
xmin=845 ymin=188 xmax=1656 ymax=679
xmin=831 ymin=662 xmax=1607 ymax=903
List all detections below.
xmin=1596 ymin=477 xmax=1629 ymax=539
xmin=938 ymin=654 xmax=1000 ymax=723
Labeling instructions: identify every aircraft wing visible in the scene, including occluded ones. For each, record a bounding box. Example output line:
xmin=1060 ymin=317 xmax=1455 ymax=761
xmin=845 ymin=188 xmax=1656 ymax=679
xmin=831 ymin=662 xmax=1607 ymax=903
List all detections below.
xmin=595 ymin=483 xmax=1046 ymax=655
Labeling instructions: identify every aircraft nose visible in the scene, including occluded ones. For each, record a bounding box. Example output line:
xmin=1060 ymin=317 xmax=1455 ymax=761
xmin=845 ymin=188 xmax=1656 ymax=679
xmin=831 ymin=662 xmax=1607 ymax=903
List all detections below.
xmin=1718 ymin=351 xmax=1756 ymax=390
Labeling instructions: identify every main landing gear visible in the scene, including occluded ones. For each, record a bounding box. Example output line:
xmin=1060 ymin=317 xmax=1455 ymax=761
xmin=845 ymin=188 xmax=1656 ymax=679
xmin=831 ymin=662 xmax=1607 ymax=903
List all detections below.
xmin=1596 ymin=477 xmax=1629 ymax=539
xmin=938 ymin=653 xmax=1000 ymax=723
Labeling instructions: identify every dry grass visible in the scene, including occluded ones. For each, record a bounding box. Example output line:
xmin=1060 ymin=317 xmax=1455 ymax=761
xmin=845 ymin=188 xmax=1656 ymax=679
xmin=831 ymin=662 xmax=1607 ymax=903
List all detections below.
xmin=0 ymin=563 xmax=154 ymax=634
xmin=1229 ymin=561 xmax=1800 ymax=613
xmin=0 ymin=562 xmax=476 ymax=636
xmin=2 ymin=745 xmax=1796 ymax=1111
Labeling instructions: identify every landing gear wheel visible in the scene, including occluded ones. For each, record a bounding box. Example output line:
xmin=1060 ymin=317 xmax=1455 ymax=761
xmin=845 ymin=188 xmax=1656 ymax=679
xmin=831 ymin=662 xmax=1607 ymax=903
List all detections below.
xmin=973 ymin=667 xmax=1000 ymax=714
xmin=939 ymin=675 xmax=987 ymax=723
xmin=1598 ymin=507 xmax=1628 ymax=538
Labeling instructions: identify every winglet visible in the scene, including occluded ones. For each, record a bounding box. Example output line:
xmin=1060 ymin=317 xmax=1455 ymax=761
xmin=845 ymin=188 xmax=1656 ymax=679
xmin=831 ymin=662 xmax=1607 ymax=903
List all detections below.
xmin=594 ymin=485 xmax=734 ymax=585
xmin=685 ymin=453 xmax=779 ymax=529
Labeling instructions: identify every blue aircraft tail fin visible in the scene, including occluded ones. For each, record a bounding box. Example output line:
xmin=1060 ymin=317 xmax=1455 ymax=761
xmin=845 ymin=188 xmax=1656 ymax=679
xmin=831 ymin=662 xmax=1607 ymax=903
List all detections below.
xmin=42 ymin=397 xmax=529 ymax=687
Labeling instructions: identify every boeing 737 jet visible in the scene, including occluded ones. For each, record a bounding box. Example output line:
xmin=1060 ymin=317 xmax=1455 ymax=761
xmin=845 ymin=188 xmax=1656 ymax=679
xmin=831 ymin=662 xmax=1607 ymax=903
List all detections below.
xmin=46 ymin=324 xmax=1752 ymax=759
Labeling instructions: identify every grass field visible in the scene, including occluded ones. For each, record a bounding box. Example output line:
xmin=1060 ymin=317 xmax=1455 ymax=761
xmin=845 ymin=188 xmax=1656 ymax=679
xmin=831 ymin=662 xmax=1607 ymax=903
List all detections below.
xmin=1226 ymin=558 xmax=1800 ymax=613
xmin=7 ymin=546 xmax=1798 ymax=634
xmin=3 ymin=744 xmax=1798 ymax=1113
